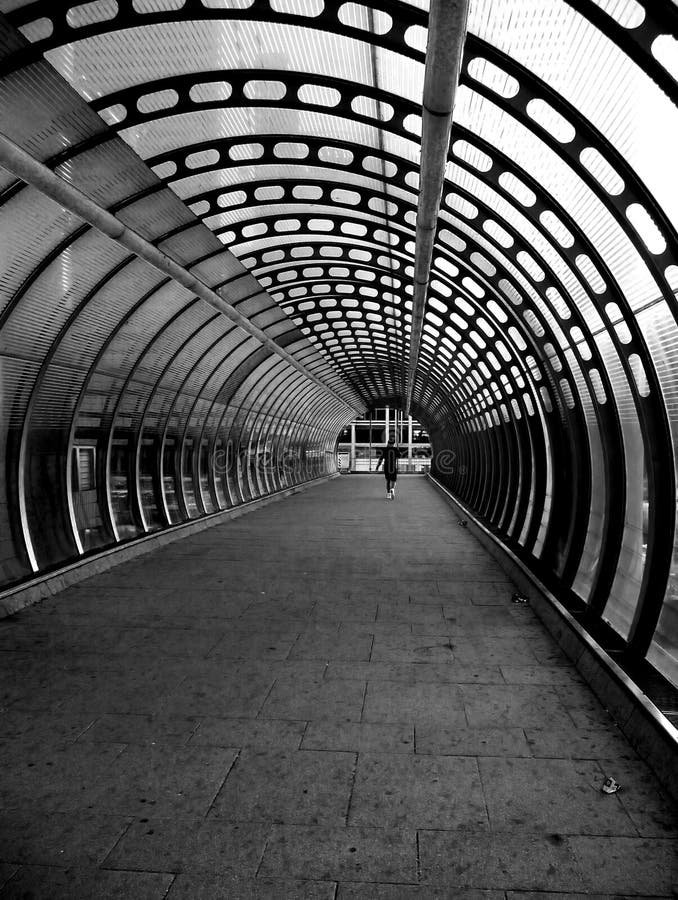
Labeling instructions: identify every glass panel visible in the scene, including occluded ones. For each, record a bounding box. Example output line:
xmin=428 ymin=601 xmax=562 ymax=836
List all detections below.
xmin=597 ymin=333 xmax=646 ymax=639
xmin=470 ymin=0 xmax=678 ymax=227
xmin=45 ymin=20 xmax=424 ymax=103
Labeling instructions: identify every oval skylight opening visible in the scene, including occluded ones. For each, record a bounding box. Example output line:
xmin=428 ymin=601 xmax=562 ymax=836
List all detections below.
xmin=626 ymin=204 xmax=667 ymax=255
xmin=244 ymin=80 xmax=286 ymax=101
xmin=652 ymin=34 xmax=678 ymax=81
xmin=446 ymin=193 xmax=478 ymax=219
xmin=540 ymin=211 xmax=574 ymax=248
xmin=352 ymin=95 xmax=393 ymax=120
xmin=99 ymin=104 xmax=127 ymax=126
xmin=298 ymin=83 xmax=341 ymax=107
xmin=255 ymin=186 xmax=284 ymax=202
xmin=363 ymin=156 xmax=397 ymax=177
xmin=576 ymin=254 xmax=606 ymax=293
xmin=68 ymin=0 xmax=118 ymax=26
xmin=403 ymin=114 xmax=422 ymax=136
xmin=483 ymin=219 xmax=513 ymax=248
xmin=498 ymin=171 xmax=536 ymax=207
xmin=579 ymin=147 xmax=625 ymax=195
xmin=589 ymin=368 xmax=607 ymax=404
xmin=338 ymin=3 xmax=392 ymax=34
xmin=319 ymin=146 xmax=353 ymax=166
xmin=274 ymin=142 xmax=308 ymax=159
xmin=527 ymin=99 xmax=576 ymax=143
xmin=186 ymin=148 xmax=219 ymax=168
xmin=19 ymin=17 xmax=53 ymax=41
xmin=452 ymin=140 xmax=492 ymax=172
xmin=293 ymin=184 xmax=323 ymax=200
xmin=467 ymin=57 xmax=520 ymax=98
xmin=217 ymin=190 xmax=246 ymax=207
xmin=271 ymin=0 xmax=323 ymax=15
xmin=137 ymin=89 xmax=178 ymax=114
xmin=229 ymin=143 xmax=264 ymax=160
xmin=517 ymin=251 xmax=545 ymax=282
xmin=404 ymin=24 xmax=427 ymax=52
xmin=134 ymin=0 xmax=184 ymax=9
xmin=190 ymin=81 xmax=232 ymax=103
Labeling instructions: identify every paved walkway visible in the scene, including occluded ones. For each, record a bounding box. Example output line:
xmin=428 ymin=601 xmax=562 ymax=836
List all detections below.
xmin=0 ymin=476 xmax=676 ymax=898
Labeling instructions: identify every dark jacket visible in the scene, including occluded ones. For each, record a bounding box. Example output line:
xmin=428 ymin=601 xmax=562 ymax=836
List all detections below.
xmin=376 ymin=445 xmax=402 ymax=477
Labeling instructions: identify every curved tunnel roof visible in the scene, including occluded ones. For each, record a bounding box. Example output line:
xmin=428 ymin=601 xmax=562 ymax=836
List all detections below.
xmin=0 ymin=0 xmax=677 ymax=696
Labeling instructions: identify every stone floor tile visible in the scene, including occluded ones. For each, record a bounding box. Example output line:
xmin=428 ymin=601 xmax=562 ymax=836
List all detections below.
xmin=595 ymin=757 xmax=678 ymax=837
xmin=0 ymin=866 xmax=173 ymax=899
xmin=325 ymin=662 xmax=504 ymax=684
xmin=524 ymin=726 xmax=640 ymax=760
xmin=0 ymin=868 xmax=17 ymax=892
xmin=418 ymin=830 xmax=585 ymax=891
xmin=49 ymin=666 xmax=187 ymax=717
xmin=362 ymin=681 xmax=466 ymax=725
xmin=288 ymin=631 xmax=373 ymax=661
xmin=0 ymin=709 xmax=95 ymax=746
xmin=415 ymin=724 xmax=531 ymax=757
xmin=441 ymin=607 xmax=521 ymax=634
xmin=554 ymin=684 xmax=617 ymax=728
xmin=191 ymin=717 xmax=306 ymax=749
xmin=376 ymin=604 xmax=446 ymax=625
xmin=500 ymin=665 xmax=584 ymax=685
xmin=302 ymin=722 xmax=414 ymax=754
xmin=344 ymin=621 xmax=413 ymax=638
xmin=260 ymin=678 xmax=365 ymax=722
xmin=165 ymin=874 xmax=336 ymax=899
xmin=234 ymin=659 xmax=330 ymax=682
xmin=103 ymin=817 xmax=269 ymax=874
xmin=569 ymin=835 xmax=678 ymax=894
xmin=530 ymin=644 xmax=575 ymax=667
xmin=81 ymin=745 xmax=238 ymax=816
xmin=408 ymin=622 xmax=454 ymax=637
xmin=0 ymin=742 xmax=126 ymax=811
xmin=238 ymin=601 xmax=316 ymax=621
xmin=310 ymin=603 xmax=379 ymax=623
xmin=349 ymin=753 xmax=487 ymax=829
xmin=506 ymin=894 xmax=614 ymax=900
xmin=210 ymin=748 xmax=356 ymax=824
xmin=451 ymin=637 xmax=541 ymax=666
xmin=158 ymin=671 xmax=275 ymax=718
xmin=122 ymin=626 xmax=225 ymax=657
xmin=370 ymin=634 xmax=456 ymax=664
xmin=460 ymin=684 xmax=576 ymax=729
xmin=0 ymin=808 xmax=133 ymax=867
xmin=208 ymin=631 xmax=300 ymax=660
xmin=259 ymin=824 xmax=417 ymax=883
xmin=338 ymin=886 xmax=504 ymax=900
xmin=77 ymin=713 xmax=199 ymax=744
xmin=477 ymin=757 xmax=637 ymax=835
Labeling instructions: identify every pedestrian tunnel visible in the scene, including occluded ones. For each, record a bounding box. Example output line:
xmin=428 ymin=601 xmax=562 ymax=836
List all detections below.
xmin=0 ymin=0 xmax=677 ymax=754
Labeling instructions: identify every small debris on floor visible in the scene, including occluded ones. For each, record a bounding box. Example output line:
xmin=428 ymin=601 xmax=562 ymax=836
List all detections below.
xmin=511 ymin=592 xmax=529 ymax=604
xmin=601 ymin=775 xmax=622 ymax=794
xmin=457 ymin=519 xmax=467 ymax=527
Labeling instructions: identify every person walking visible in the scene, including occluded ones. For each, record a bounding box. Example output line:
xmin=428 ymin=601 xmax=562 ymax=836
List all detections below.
xmin=375 ymin=437 xmax=402 ymax=500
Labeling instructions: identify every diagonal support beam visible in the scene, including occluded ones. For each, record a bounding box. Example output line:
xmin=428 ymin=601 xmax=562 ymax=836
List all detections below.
xmin=404 ymin=0 xmax=469 ymax=418
xmin=0 ymin=131 xmax=362 ymax=414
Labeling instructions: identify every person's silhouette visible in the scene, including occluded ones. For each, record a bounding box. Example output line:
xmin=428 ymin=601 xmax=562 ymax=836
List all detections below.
xmin=375 ymin=437 xmax=402 ymax=500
